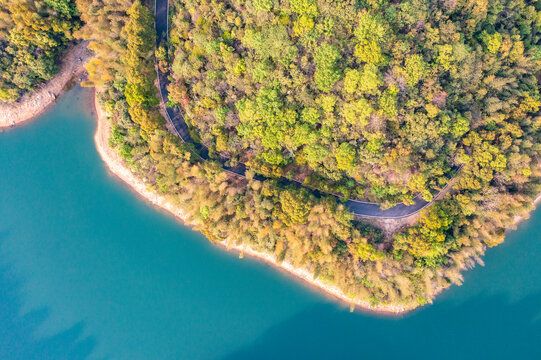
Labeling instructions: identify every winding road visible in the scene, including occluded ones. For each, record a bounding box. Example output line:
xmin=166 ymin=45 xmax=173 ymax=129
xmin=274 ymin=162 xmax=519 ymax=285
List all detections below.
xmin=153 ymin=0 xmax=455 ymax=219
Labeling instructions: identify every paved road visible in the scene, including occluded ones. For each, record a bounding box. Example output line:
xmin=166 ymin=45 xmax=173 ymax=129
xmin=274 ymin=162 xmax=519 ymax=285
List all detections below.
xmin=153 ymin=0 xmax=451 ymax=219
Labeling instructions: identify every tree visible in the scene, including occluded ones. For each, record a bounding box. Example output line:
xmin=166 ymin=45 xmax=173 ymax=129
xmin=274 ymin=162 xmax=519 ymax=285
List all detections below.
xmin=44 ymin=0 xmax=77 ymax=16
xmin=335 ymin=143 xmax=356 ymax=171
xmin=252 ymin=0 xmax=273 ymax=12
xmin=314 ymin=42 xmax=341 ymax=92
xmin=0 ymin=0 xmax=79 ymax=100
xmin=123 ymin=0 xmax=163 ymax=133
xmin=404 ymin=54 xmax=426 ymax=87
xmin=276 ymin=188 xmax=312 ymax=226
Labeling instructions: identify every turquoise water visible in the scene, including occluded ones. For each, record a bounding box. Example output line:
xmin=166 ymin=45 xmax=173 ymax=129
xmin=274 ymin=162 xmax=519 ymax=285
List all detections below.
xmin=1 ymin=86 xmax=540 ymax=360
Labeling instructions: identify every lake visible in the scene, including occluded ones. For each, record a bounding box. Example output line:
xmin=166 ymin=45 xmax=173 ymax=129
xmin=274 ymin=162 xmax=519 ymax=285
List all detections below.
xmin=1 ymin=86 xmax=540 ymax=360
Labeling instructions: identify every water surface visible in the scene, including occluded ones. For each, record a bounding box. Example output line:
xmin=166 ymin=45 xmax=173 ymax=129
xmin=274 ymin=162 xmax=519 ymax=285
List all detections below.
xmin=1 ymin=87 xmax=540 ymax=359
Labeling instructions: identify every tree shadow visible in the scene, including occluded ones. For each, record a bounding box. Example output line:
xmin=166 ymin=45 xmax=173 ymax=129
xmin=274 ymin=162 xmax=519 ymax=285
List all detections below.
xmin=220 ymin=291 xmax=541 ymax=360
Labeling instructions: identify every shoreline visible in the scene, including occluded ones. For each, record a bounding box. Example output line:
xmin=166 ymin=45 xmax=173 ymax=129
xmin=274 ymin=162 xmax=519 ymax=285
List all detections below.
xmin=0 ymin=41 xmax=89 ymax=129
xmin=92 ymin=90 xmax=410 ymax=315
xmin=511 ymin=189 xmax=541 ymax=227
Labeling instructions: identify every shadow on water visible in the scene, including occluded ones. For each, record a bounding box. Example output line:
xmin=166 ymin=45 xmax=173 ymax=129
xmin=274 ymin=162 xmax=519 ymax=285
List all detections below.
xmin=0 ymin=229 xmax=102 ymax=360
xmin=221 ymin=291 xmax=541 ymax=360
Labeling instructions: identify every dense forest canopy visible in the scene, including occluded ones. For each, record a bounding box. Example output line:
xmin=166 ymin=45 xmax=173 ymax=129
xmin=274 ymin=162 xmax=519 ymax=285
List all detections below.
xmin=166 ymin=0 xmax=541 ymax=206
xmin=84 ymin=0 xmax=541 ymax=309
xmin=0 ymin=0 xmax=80 ymax=101
xmin=2 ymin=0 xmax=541 ymax=310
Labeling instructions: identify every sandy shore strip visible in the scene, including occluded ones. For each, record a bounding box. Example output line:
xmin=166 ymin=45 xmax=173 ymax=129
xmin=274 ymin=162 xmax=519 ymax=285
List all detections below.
xmin=0 ymin=41 xmax=90 ymax=129
xmin=93 ymin=91 xmax=409 ymax=315
xmin=94 ymin=91 xmax=191 ymax=223
xmin=511 ymin=187 xmax=541 ymax=227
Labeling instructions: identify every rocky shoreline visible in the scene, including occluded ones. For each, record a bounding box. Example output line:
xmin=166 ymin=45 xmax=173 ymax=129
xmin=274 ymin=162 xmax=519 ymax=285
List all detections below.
xmin=0 ymin=41 xmax=89 ymax=129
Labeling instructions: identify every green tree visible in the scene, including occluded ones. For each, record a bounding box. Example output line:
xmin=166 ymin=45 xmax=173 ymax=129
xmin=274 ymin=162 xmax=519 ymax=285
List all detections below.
xmin=123 ymin=0 xmax=163 ymax=133
xmin=314 ymin=42 xmax=341 ymax=92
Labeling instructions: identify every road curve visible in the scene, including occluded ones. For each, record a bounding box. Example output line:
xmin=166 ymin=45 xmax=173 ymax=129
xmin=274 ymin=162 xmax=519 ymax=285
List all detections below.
xmin=153 ymin=0 xmax=452 ymax=219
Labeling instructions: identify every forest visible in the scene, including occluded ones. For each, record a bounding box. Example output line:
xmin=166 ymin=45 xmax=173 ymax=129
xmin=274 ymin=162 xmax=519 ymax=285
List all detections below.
xmin=166 ymin=0 xmax=541 ymax=207
xmin=2 ymin=0 xmax=541 ymax=310
xmin=0 ymin=0 xmax=80 ymax=101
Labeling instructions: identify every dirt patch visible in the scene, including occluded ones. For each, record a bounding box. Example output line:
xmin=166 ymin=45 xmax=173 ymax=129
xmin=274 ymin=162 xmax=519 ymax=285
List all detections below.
xmin=357 ymin=214 xmax=420 ymax=238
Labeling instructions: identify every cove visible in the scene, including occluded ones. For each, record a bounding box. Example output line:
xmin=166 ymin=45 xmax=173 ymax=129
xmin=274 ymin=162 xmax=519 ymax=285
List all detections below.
xmin=0 ymin=86 xmax=540 ymax=360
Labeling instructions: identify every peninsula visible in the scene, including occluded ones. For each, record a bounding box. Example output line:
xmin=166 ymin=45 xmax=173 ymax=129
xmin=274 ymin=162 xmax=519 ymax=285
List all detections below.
xmin=2 ymin=0 xmax=540 ymax=312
